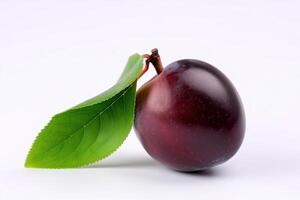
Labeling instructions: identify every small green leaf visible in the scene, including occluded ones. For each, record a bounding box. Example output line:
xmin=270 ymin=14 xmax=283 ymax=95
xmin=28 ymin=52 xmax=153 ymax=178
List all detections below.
xmin=25 ymin=54 xmax=143 ymax=168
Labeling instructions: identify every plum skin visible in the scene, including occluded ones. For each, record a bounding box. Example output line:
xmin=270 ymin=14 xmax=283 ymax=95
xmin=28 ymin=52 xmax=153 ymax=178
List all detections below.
xmin=134 ymin=59 xmax=245 ymax=172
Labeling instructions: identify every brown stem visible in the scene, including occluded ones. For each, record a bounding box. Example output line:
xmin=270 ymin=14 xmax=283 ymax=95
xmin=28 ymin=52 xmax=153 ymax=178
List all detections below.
xmin=149 ymin=48 xmax=164 ymax=74
xmin=140 ymin=48 xmax=164 ymax=78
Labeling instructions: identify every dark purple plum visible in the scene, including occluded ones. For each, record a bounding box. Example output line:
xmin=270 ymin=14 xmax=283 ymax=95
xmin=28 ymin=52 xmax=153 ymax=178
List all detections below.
xmin=134 ymin=50 xmax=245 ymax=172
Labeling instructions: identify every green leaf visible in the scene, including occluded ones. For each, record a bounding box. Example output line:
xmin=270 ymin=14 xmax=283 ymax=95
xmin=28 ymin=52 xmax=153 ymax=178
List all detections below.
xmin=25 ymin=54 xmax=143 ymax=168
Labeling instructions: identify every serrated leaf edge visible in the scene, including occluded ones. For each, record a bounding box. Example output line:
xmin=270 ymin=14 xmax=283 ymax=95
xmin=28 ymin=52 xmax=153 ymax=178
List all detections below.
xmin=25 ymin=53 xmax=143 ymax=168
xmin=25 ymin=84 xmax=137 ymax=168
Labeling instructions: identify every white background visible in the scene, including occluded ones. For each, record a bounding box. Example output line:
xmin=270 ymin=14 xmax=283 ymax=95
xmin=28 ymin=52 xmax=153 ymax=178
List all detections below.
xmin=1 ymin=0 xmax=300 ymax=199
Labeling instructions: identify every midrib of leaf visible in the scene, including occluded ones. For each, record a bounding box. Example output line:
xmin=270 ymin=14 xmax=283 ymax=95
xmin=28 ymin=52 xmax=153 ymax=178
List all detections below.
xmin=37 ymin=85 xmax=134 ymax=160
xmin=54 ymin=86 xmax=132 ymax=163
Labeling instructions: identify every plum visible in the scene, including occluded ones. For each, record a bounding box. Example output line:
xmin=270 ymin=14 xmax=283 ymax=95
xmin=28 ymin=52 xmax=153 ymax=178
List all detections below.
xmin=134 ymin=49 xmax=245 ymax=172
